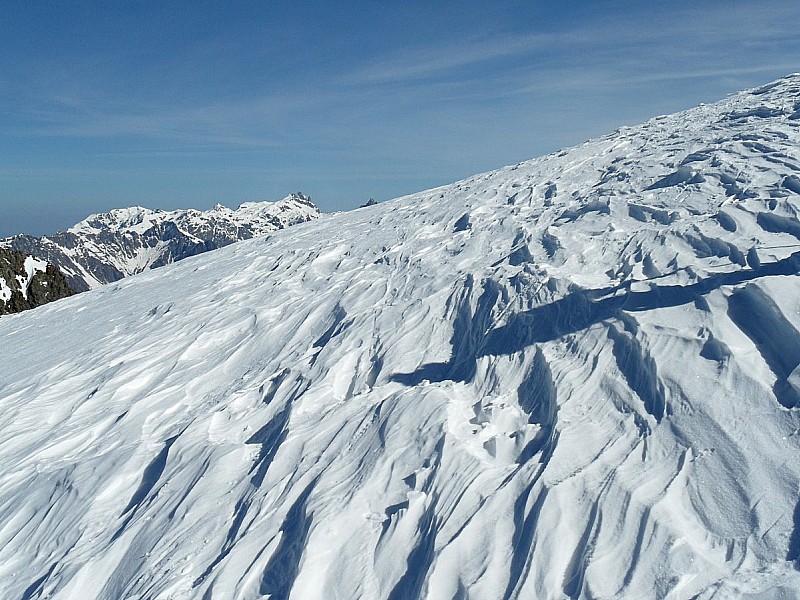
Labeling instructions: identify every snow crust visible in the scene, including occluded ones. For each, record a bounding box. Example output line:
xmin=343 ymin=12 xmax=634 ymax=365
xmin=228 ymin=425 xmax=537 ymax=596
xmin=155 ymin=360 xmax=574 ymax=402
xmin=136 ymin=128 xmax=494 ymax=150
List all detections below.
xmin=2 ymin=75 xmax=800 ymax=599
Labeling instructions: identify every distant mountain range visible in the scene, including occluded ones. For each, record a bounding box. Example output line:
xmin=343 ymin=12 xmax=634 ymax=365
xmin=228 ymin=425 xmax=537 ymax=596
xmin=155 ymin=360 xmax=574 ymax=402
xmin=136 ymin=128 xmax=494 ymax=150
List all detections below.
xmin=1 ymin=193 xmax=319 ymax=292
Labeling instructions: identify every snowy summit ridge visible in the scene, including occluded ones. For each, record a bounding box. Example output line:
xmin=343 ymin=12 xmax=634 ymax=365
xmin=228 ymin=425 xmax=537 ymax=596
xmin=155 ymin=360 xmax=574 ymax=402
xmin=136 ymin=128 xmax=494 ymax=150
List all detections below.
xmin=1 ymin=192 xmax=319 ymax=291
xmin=2 ymin=75 xmax=800 ymax=599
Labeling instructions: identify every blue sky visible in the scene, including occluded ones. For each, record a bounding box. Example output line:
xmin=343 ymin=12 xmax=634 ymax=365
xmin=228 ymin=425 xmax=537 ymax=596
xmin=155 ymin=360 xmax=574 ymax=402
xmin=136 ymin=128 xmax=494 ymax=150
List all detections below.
xmin=2 ymin=1 xmax=800 ymax=236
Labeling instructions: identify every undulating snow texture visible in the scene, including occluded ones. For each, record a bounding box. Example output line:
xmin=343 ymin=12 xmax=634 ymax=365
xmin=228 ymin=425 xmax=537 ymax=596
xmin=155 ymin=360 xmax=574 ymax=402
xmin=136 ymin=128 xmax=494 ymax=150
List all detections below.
xmin=3 ymin=76 xmax=800 ymax=600
xmin=1 ymin=193 xmax=319 ymax=291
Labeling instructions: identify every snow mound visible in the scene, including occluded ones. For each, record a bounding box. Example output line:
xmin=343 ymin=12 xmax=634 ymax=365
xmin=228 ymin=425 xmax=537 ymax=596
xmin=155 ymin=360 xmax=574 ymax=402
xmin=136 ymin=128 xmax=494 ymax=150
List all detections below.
xmin=2 ymin=76 xmax=800 ymax=599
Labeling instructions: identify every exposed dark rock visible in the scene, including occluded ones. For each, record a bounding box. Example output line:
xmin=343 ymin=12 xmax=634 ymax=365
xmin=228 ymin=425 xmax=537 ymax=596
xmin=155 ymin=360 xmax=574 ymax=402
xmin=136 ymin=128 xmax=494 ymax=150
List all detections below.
xmin=0 ymin=249 xmax=77 ymax=315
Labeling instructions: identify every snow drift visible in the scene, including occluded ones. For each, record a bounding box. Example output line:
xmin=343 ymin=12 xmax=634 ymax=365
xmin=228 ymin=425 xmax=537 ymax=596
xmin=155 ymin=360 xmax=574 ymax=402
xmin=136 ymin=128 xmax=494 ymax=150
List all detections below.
xmin=2 ymin=75 xmax=800 ymax=599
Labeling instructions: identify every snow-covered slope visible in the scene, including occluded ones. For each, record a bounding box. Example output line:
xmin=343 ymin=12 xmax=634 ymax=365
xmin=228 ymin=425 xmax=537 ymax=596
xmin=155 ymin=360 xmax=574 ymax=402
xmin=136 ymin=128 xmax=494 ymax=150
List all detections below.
xmin=1 ymin=193 xmax=319 ymax=291
xmin=3 ymin=75 xmax=800 ymax=599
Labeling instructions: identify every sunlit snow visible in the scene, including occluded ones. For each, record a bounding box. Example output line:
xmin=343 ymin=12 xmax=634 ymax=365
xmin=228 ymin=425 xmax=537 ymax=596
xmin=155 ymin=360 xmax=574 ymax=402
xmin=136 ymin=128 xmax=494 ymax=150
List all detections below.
xmin=2 ymin=76 xmax=800 ymax=599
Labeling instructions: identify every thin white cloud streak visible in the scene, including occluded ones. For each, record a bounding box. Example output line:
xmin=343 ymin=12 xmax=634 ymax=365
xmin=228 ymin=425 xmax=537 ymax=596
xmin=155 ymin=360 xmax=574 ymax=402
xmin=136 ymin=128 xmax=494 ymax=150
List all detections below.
xmin=500 ymin=64 xmax=800 ymax=99
xmin=10 ymin=89 xmax=336 ymax=147
xmin=339 ymin=1 xmax=799 ymax=91
xmin=339 ymin=32 xmax=560 ymax=85
xmin=6 ymin=0 xmax=800 ymax=152
xmin=326 ymin=6 xmax=800 ymax=127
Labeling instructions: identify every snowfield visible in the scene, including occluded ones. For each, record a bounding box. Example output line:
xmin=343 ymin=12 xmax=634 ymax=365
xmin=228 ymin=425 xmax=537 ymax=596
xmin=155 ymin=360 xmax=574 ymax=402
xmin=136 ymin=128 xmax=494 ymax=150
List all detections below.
xmin=2 ymin=75 xmax=800 ymax=599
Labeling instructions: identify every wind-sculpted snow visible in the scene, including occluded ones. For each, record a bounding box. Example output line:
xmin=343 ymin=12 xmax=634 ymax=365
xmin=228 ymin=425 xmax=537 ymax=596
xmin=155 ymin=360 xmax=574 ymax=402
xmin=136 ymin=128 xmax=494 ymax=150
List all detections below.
xmin=2 ymin=76 xmax=800 ymax=599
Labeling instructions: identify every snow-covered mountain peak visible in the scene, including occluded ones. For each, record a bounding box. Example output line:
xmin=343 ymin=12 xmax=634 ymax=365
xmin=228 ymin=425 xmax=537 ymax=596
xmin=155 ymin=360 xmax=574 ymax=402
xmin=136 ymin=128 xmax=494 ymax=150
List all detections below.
xmin=2 ymin=77 xmax=800 ymax=599
xmin=2 ymin=193 xmax=320 ymax=291
xmin=237 ymin=191 xmax=314 ymax=212
xmin=232 ymin=192 xmax=318 ymax=225
xmin=69 ymin=205 xmax=158 ymax=235
xmin=69 ymin=194 xmax=317 ymax=237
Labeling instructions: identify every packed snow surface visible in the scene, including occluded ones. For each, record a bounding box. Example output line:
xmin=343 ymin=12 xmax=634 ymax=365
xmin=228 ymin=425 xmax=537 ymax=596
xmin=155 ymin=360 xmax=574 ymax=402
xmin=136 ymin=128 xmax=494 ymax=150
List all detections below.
xmin=3 ymin=75 xmax=800 ymax=599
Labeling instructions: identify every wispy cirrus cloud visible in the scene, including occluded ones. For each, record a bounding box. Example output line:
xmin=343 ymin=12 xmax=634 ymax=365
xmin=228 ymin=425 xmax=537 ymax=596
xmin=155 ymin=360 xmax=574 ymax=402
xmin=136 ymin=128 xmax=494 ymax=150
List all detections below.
xmin=338 ymin=0 xmax=800 ymax=95
xmin=7 ymin=87 xmax=337 ymax=149
xmin=339 ymin=32 xmax=556 ymax=85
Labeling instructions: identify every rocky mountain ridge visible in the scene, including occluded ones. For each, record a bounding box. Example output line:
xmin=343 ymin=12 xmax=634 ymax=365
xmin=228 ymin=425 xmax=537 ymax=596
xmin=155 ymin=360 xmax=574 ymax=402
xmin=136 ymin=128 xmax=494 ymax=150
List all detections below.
xmin=0 ymin=248 xmax=76 ymax=315
xmin=1 ymin=193 xmax=319 ymax=291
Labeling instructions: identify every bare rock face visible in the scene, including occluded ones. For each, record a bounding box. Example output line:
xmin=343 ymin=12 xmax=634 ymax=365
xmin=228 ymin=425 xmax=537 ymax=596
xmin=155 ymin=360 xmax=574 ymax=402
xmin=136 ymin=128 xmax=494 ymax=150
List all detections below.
xmin=1 ymin=193 xmax=320 ymax=292
xmin=0 ymin=248 xmax=77 ymax=315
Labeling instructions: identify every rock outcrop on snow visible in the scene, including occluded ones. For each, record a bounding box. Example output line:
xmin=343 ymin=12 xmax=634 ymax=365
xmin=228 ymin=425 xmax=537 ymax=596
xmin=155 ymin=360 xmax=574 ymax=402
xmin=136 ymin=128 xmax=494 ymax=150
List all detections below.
xmin=0 ymin=248 xmax=76 ymax=315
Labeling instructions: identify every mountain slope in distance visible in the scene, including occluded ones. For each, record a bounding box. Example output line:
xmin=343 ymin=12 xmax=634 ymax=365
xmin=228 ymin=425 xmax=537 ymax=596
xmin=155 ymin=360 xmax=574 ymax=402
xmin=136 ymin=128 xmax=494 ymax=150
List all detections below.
xmin=2 ymin=75 xmax=800 ymax=599
xmin=0 ymin=248 xmax=76 ymax=315
xmin=1 ymin=192 xmax=319 ymax=292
